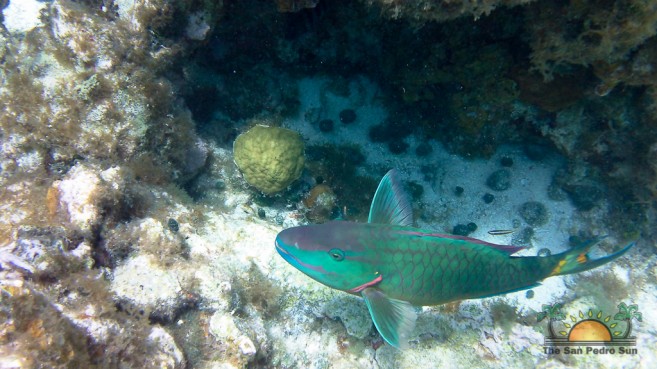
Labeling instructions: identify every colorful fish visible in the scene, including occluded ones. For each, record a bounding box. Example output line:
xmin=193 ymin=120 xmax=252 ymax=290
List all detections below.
xmin=275 ymin=169 xmax=636 ymax=349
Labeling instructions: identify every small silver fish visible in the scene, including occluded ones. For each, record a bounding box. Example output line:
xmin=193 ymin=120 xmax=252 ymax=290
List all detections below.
xmin=488 ymin=229 xmax=515 ymax=236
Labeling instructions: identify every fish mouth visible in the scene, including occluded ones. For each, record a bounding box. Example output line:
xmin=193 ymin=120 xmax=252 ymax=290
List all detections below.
xmin=275 ymin=239 xmax=312 ymax=271
xmin=275 ymin=239 xmax=296 ymax=264
xmin=275 ymin=238 xmax=333 ymax=276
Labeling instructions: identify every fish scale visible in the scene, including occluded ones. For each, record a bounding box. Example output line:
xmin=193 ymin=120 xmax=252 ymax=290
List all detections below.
xmin=275 ymin=169 xmax=637 ymax=349
xmin=357 ymin=226 xmax=541 ymax=305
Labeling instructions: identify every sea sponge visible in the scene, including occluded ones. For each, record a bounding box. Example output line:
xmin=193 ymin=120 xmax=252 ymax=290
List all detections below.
xmin=233 ymin=125 xmax=305 ymax=194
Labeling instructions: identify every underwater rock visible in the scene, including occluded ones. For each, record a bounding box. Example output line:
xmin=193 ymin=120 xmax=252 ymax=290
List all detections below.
xmin=101 ymin=214 xmax=188 ymax=267
xmin=511 ymin=67 xmax=589 ymax=112
xmin=53 ymin=164 xmax=104 ymax=237
xmin=508 ymin=324 xmax=543 ymax=354
xmin=523 ymin=144 xmax=552 ymax=162
xmin=547 ymin=182 xmax=568 ymax=201
xmin=2 ymin=0 xmax=46 ymax=34
xmin=183 ymin=144 xmax=233 ymax=202
xmin=181 ymin=138 xmax=209 ymax=179
xmin=209 ymin=312 xmax=259 ymax=366
xmin=51 ymin=165 xmax=150 ymax=234
xmin=482 ymin=193 xmax=495 ymax=203
xmin=13 ymin=226 xmax=92 ymax=277
xmin=147 ymin=327 xmax=186 ymax=369
xmin=485 ymin=169 xmax=511 ymax=191
xmin=0 ymin=279 xmax=96 ymax=368
xmin=518 ymin=201 xmax=549 ymax=227
xmin=185 ymin=11 xmax=211 ymax=41
xmin=527 ymin=0 xmax=657 ymax=80
xmin=323 ymin=296 xmax=373 ymax=339
xmin=233 ymin=125 xmax=305 ymax=194
xmin=111 ymin=254 xmax=189 ymax=323
xmin=0 ymin=277 xmax=186 ymax=369
xmin=0 ymin=0 xmax=199 ymax=178
xmin=303 ymin=184 xmax=338 ymax=222
xmin=564 ymin=184 xmax=604 ymax=211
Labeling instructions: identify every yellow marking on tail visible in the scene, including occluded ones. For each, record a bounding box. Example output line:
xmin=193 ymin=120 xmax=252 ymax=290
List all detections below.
xmin=551 ymin=259 xmax=567 ymax=276
xmin=576 ymin=253 xmax=588 ymax=264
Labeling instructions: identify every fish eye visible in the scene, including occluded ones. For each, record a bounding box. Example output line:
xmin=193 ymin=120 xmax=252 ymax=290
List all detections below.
xmin=328 ymin=248 xmax=345 ymax=261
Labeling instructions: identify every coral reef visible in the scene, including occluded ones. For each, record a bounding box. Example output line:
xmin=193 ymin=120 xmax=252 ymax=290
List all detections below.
xmin=1 ymin=227 xmax=187 ymax=369
xmin=233 ymin=124 xmax=305 ymax=194
xmin=0 ymin=0 xmax=221 ymax=366
xmin=0 ymin=280 xmax=97 ymax=368
xmin=1 ymin=0 xmax=656 ymax=368
xmin=527 ymin=0 xmax=657 ymax=80
xmin=376 ymin=11 xmax=528 ymax=157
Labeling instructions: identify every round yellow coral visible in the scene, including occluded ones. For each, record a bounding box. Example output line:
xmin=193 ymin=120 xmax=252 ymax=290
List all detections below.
xmin=233 ymin=125 xmax=305 ymax=194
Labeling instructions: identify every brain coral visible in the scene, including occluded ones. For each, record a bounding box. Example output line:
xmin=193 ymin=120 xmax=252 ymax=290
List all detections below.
xmin=233 ymin=125 xmax=305 ymax=194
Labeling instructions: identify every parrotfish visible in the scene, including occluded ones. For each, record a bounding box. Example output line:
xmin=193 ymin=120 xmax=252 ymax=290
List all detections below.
xmin=275 ymin=169 xmax=636 ymax=349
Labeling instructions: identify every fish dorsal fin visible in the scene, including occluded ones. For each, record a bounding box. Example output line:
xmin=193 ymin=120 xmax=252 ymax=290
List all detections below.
xmin=368 ymin=169 xmax=413 ymax=226
xmin=361 ymin=287 xmax=417 ymax=350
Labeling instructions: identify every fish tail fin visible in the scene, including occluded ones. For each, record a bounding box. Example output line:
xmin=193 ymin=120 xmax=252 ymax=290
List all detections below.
xmin=547 ymin=237 xmax=636 ymax=277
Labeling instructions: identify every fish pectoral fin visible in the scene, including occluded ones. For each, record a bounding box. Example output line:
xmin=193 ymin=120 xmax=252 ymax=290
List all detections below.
xmin=361 ymin=287 xmax=417 ymax=350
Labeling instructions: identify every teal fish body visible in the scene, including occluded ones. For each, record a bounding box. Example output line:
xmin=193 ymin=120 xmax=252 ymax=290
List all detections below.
xmin=275 ymin=169 xmax=636 ymax=349
xmin=278 ymin=222 xmax=547 ymax=305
